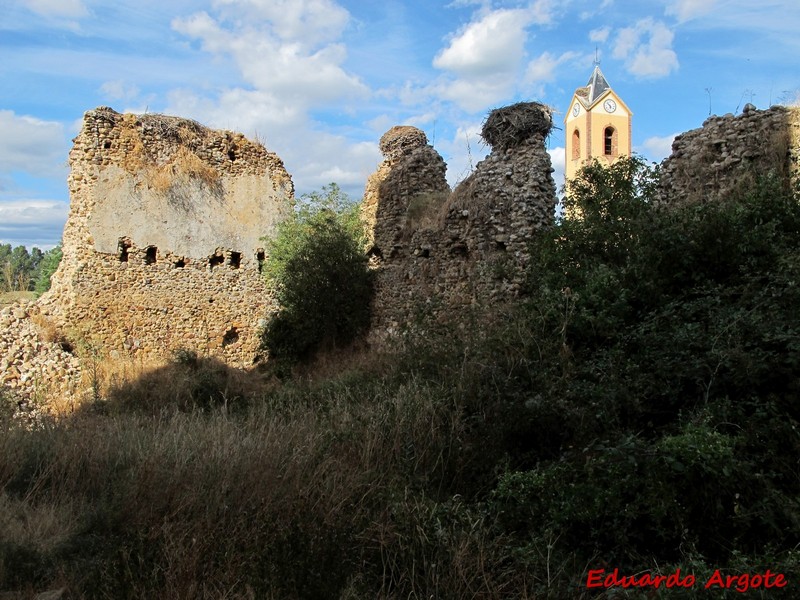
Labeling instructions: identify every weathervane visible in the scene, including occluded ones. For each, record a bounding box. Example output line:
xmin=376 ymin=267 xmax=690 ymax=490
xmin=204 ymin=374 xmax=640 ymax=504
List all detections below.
xmin=594 ymin=46 xmax=601 ymax=67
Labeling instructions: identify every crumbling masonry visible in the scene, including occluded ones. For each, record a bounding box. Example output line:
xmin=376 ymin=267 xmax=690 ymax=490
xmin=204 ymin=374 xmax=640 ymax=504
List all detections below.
xmin=19 ymin=102 xmax=800 ymax=376
xmin=658 ymin=104 xmax=800 ymax=205
xmin=39 ymin=107 xmax=294 ymax=365
xmin=363 ymin=103 xmax=557 ymax=337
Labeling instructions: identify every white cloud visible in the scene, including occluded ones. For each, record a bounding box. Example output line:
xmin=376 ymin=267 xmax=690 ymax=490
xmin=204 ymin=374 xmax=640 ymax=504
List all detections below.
xmin=167 ymin=0 xmax=377 ymax=197
xmin=529 ymin=0 xmax=559 ymax=26
xmin=434 ymin=8 xmax=531 ymax=78
xmin=0 ymin=111 xmax=67 ymax=178
xmin=293 ymin=137 xmax=379 ymax=194
xmin=548 ymin=146 xmax=566 ymax=193
xmin=213 ymin=0 xmax=350 ymax=45
xmin=165 ymin=86 xmax=380 ymax=198
xmin=665 ymin=0 xmax=718 ymax=22
xmin=612 ymin=18 xmax=678 ymax=78
xmin=526 ymin=51 xmax=580 ymax=85
xmin=639 ymin=133 xmax=679 ymax=162
xmin=172 ymin=5 xmax=367 ymax=109
xmin=366 ymin=114 xmax=395 ymax=134
xmin=0 ymin=200 xmax=69 ymax=249
xmin=21 ymin=0 xmax=87 ymax=19
xmin=433 ymin=8 xmax=536 ymax=112
xmin=433 ymin=76 xmax=519 ymax=113
xmin=166 ymin=87 xmax=305 ymax=141
xmin=589 ymin=26 xmax=610 ymax=43
xmin=435 ymin=122 xmax=486 ymax=187
xmin=579 ymin=0 xmax=614 ymax=21
xmin=445 ymin=0 xmax=491 ymax=8
xmin=100 ymin=80 xmax=141 ymax=103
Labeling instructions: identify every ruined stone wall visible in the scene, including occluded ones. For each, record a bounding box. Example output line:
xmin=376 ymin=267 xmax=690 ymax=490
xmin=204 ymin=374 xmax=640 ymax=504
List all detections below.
xmin=658 ymin=105 xmax=800 ymax=205
xmin=39 ymin=107 xmax=294 ymax=366
xmin=366 ymin=104 xmax=557 ymax=337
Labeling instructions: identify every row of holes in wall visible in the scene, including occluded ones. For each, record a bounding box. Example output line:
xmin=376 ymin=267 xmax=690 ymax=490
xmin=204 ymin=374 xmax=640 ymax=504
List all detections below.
xmin=118 ymin=239 xmax=266 ymax=271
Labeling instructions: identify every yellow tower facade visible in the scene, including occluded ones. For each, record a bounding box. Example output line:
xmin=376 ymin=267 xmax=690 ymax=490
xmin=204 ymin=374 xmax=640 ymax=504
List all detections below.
xmin=564 ymin=65 xmax=632 ymax=182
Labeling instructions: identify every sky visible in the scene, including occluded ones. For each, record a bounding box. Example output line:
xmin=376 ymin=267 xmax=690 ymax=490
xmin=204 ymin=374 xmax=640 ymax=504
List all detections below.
xmin=1 ymin=0 xmax=798 ymax=249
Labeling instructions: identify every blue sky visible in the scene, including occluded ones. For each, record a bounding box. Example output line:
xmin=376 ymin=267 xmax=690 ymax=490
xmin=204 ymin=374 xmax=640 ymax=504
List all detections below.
xmin=1 ymin=0 xmax=798 ymax=249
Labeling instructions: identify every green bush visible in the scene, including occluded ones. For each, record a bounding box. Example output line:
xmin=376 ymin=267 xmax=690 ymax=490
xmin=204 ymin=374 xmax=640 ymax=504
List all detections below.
xmin=483 ymin=158 xmax=800 ymax=579
xmin=261 ymin=183 xmax=373 ymax=367
xmin=34 ymin=243 xmax=62 ymax=295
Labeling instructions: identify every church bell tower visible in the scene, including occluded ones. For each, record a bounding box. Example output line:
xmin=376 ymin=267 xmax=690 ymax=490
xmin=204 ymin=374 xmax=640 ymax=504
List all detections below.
xmin=564 ymin=63 xmax=632 ymax=182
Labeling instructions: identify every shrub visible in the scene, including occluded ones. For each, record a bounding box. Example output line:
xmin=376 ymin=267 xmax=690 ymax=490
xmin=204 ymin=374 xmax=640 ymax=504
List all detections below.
xmin=485 ymin=159 xmax=800 ymax=579
xmin=261 ymin=183 xmax=373 ymax=367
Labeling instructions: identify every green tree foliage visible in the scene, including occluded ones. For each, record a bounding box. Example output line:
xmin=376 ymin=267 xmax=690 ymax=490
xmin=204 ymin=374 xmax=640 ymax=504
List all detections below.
xmin=0 ymin=243 xmax=58 ymax=292
xmin=34 ymin=244 xmax=62 ymax=295
xmin=261 ymin=184 xmax=372 ymax=366
xmin=492 ymin=157 xmax=800 ymax=574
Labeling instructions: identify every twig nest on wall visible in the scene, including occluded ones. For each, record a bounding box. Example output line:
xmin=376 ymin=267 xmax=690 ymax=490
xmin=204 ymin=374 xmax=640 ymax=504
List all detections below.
xmin=380 ymin=126 xmax=428 ymax=161
xmin=481 ymin=102 xmax=553 ymax=151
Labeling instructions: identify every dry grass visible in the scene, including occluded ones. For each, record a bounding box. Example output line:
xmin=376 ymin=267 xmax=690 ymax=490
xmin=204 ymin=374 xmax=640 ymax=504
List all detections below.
xmin=147 ymin=146 xmax=220 ymax=196
xmin=0 ymin=377 xmax=522 ymax=597
xmin=404 ymin=191 xmax=448 ymax=234
xmin=0 ymin=321 xmax=533 ymax=598
xmin=440 ymin=174 xmax=494 ymax=227
xmin=0 ymin=292 xmax=35 ymax=307
xmin=112 ymin=113 xmax=222 ymax=202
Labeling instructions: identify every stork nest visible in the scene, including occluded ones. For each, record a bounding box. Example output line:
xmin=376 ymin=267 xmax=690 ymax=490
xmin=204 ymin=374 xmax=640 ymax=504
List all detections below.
xmin=481 ymin=102 xmax=553 ymax=150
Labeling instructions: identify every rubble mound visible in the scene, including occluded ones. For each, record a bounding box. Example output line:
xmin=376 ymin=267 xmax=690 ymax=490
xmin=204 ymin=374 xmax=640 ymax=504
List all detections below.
xmin=481 ymin=102 xmax=552 ymax=151
xmin=0 ymin=303 xmax=82 ymax=421
xmin=379 ymin=126 xmax=428 ymax=161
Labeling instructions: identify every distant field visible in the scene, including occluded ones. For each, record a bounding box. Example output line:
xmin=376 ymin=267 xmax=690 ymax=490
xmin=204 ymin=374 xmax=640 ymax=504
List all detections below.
xmin=0 ymin=291 xmax=36 ymax=306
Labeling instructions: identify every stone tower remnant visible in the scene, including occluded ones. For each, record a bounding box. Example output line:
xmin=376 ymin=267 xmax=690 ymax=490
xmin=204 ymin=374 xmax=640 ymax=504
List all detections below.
xmin=366 ymin=102 xmax=557 ymax=337
xmin=40 ymin=107 xmax=294 ymax=365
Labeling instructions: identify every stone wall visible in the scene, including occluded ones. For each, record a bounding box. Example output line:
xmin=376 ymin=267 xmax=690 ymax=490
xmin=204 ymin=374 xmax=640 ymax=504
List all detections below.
xmin=20 ymin=101 xmax=800 ymax=382
xmin=39 ymin=107 xmax=294 ymax=366
xmin=365 ymin=103 xmax=557 ymax=337
xmin=658 ymin=104 xmax=800 ymax=205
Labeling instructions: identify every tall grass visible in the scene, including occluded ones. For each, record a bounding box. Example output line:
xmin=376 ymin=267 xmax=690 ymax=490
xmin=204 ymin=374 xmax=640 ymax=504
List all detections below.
xmin=0 ymin=352 xmax=527 ymax=599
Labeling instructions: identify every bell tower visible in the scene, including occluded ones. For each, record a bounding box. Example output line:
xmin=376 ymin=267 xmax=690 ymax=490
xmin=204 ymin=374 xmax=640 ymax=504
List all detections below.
xmin=564 ymin=62 xmax=632 ymax=183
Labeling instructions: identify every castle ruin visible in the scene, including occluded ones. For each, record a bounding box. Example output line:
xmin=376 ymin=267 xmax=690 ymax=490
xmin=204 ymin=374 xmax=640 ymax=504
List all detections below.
xmin=658 ymin=104 xmax=800 ymax=205
xmin=38 ymin=107 xmax=294 ymax=365
xmin=5 ymin=101 xmax=797 ymax=392
xmin=364 ymin=102 xmax=557 ymax=337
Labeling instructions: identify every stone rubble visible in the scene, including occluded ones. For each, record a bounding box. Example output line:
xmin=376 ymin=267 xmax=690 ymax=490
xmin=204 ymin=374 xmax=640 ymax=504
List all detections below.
xmin=0 ymin=302 xmax=82 ymax=420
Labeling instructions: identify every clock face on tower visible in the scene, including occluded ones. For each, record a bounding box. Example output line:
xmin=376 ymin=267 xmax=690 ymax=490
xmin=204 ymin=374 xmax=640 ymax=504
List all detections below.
xmin=603 ymin=99 xmax=617 ymax=113
xmin=572 ymin=103 xmax=581 ymax=117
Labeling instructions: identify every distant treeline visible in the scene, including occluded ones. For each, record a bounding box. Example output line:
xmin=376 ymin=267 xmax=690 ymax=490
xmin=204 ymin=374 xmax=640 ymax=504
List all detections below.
xmin=0 ymin=243 xmax=62 ymax=294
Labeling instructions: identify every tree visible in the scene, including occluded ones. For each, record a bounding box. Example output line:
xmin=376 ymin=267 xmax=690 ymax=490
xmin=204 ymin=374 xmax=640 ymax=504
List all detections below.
xmin=261 ymin=184 xmax=373 ymax=366
xmin=562 ymin=155 xmax=659 ymax=222
xmin=34 ymin=244 xmax=63 ymax=295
